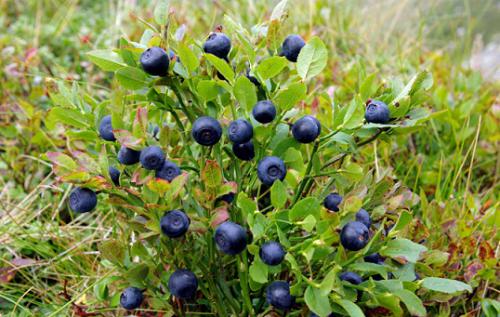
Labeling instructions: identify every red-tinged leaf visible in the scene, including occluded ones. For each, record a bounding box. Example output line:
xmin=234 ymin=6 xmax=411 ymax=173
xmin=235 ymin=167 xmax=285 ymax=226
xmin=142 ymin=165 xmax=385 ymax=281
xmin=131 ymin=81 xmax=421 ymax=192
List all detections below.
xmin=131 ymin=168 xmax=153 ymax=185
xmin=58 ymin=170 xmax=91 ymax=182
xmin=479 ymin=240 xmax=495 ymax=261
xmin=70 ymin=150 xmax=100 ymax=172
xmin=464 ymin=261 xmax=483 ymax=282
xmin=201 ymin=160 xmax=222 ymax=188
xmin=0 ymin=258 xmax=36 ymax=284
xmin=123 ymin=187 xmax=142 ymax=198
xmin=132 ymin=107 xmax=148 ymax=138
xmin=46 ymin=152 xmax=77 ymax=170
xmin=84 ymin=176 xmax=113 ymax=190
xmin=166 ymin=172 xmax=189 ymax=199
xmin=211 ymin=207 xmax=230 ymax=228
xmin=147 ymin=178 xmax=171 ymax=195
xmin=218 ymin=181 xmax=238 ymax=197
xmin=113 ymin=129 xmax=143 ymax=150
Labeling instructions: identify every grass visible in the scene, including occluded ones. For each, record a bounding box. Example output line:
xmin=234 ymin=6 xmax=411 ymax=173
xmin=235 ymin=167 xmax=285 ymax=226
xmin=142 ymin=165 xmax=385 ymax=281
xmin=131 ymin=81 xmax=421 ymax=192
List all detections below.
xmin=0 ymin=0 xmax=498 ymax=315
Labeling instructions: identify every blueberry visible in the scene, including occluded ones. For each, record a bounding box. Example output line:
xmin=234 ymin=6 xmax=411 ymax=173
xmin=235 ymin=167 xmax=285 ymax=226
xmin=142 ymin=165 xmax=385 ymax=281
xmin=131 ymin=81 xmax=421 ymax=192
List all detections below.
xmin=152 ymin=125 xmax=160 ymax=139
xmin=365 ymin=100 xmax=390 ymax=124
xmin=139 ymin=146 xmax=165 ymax=170
xmin=246 ymin=71 xmax=260 ymax=87
xmin=340 ymin=221 xmax=370 ymax=251
xmin=355 ymin=208 xmax=371 ymax=229
xmin=109 ymin=166 xmax=120 ymax=186
xmin=364 ymin=253 xmax=385 ymax=265
xmin=339 ymin=272 xmax=363 ymax=285
xmin=203 ymin=32 xmax=231 ymax=59
xmin=259 ymin=241 xmax=286 ymax=266
xmin=168 ymin=269 xmax=198 ymax=299
xmin=156 ymin=160 xmax=181 ymax=182
xmin=252 ymin=100 xmax=276 ymax=124
xmin=323 ymin=193 xmax=342 ymax=212
xmin=292 ymin=115 xmax=321 ymax=143
xmin=120 ymin=287 xmax=144 ymax=310
xmin=118 ymin=146 xmax=141 ymax=165
xmin=281 ymin=34 xmax=305 ymax=62
xmin=140 ymin=46 xmax=169 ymax=76
xmin=266 ymin=281 xmax=294 ymax=310
xmin=160 ymin=210 xmax=190 ymax=238
xmin=98 ymin=115 xmax=115 ymax=141
xmin=232 ymin=141 xmax=255 ymax=161
xmin=257 ymin=156 xmax=287 ymax=186
xmin=69 ymin=187 xmax=97 ymax=213
xmin=218 ymin=192 xmax=235 ymax=204
xmin=228 ymin=119 xmax=253 ymax=143
xmin=192 ymin=116 xmax=222 ymax=146
xmin=214 ymin=221 xmax=247 ymax=255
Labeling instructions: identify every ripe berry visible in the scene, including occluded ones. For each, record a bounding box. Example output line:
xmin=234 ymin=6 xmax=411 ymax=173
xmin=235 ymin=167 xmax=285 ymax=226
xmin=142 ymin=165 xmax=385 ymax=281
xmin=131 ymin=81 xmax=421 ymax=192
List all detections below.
xmin=281 ymin=34 xmax=305 ymax=62
xmin=257 ymin=156 xmax=287 ymax=186
xmin=217 ymin=192 xmax=235 ymax=204
xmin=266 ymin=281 xmax=294 ymax=310
xmin=339 ymin=272 xmax=363 ymax=285
xmin=160 ymin=210 xmax=190 ymax=238
xmin=140 ymin=46 xmax=169 ymax=76
xmin=203 ymin=32 xmax=231 ymax=59
xmin=214 ymin=221 xmax=247 ymax=255
xmin=323 ymin=193 xmax=342 ymax=212
xmin=228 ymin=119 xmax=253 ymax=143
xmin=292 ymin=115 xmax=321 ymax=143
xmin=365 ymin=100 xmax=390 ymax=124
xmin=156 ymin=160 xmax=181 ymax=182
xmin=98 ymin=115 xmax=115 ymax=141
xmin=252 ymin=100 xmax=276 ymax=124
xmin=120 ymin=287 xmax=144 ymax=310
xmin=139 ymin=146 xmax=165 ymax=170
xmin=69 ymin=187 xmax=97 ymax=213
xmin=364 ymin=253 xmax=384 ymax=265
xmin=259 ymin=241 xmax=286 ymax=266
xmin=355 ymin=208 xmax=371 ymax=229
xmin=192 ymin=116 xmax=222 ymax=146
xmin=232 ymin=141 xmax=255 ymax=161
xmin=340 ymin=221 xmax=370 ymax=251
xmin=246 ymin=70 xmax=260 ymax=87
xmin=118 ymin=146 xmax=141 ymax=165
xmin=168 ymin=269 xmax=198 ymax=299
xmin=109 ymin=166 xmax=120 ymax=186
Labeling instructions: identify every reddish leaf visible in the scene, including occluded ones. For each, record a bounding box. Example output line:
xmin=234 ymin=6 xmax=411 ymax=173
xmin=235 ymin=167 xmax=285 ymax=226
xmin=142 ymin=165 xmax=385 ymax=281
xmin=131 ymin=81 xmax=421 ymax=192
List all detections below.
xmin=464 ymin=261 xmax=483 ymax=282
xmin=211 ymin=207 xmax=230 ymax=228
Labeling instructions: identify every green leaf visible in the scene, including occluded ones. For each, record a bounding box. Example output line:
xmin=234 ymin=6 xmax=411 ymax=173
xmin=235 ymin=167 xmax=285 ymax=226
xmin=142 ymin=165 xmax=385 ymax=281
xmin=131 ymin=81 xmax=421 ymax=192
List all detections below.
xmin=392 ymin=71 xmax=433 ymax=105
xmin=99 ymin=240 xmax=125 ymax=266
xmin=392 ymin=289 xmax=426 ymax=317
xmin=380 ymin=238 xmax=427 ymax=263
xmin=201 ymin=160 xmax=222 ymax=188
xmin=233 ymin=76 xmax=257 ymax=112
xmin=319 ymin=267 xmax=339 ymax=296
xmin=342 ymin=99 xmax=364 ymax=129
xmin=297 ymin=37 xmax=328 ymax=81
xmin=124 ymin=264 xmax=149 ymax=287
xmin=115 ymin=67 xmax=148 ymax=90
xmin=335 ymin=299 xmax=365 ymax=317
xmin=255 ymin=56 xmax=288 ymax=80
xmin=270 ymin=180 xmax=287 ymax=209
xmin=47 ymin=108 xmax=90 ymax=129
xmin=390 ymin=211 xmax=412 ymax=234
xmin=87 ymin=50 xmax=126 ymax=71
xmin=270 ymin=0 xmax=288 ymax=21
xmin=421 ymin=277 xmax=472 ymax=294
xmin=289 ymin=197 xmax=320 ymax=222
xmin=237 ymin=192 xmax=257 ymax=218
xmin=300 ymin=214 xmax=316 ymax=232
xmin=249 ymin=258 xmax=268 ymax=283
xmin=154 ymin=0 xmax=169 ymax=25
xmin=305 ymin=286 xmax=332 ymax=317
xmin=176 ymin=43 xmax=199 ymax=75
xmin=197 ymin=80 xmax=218 ymax=101
xmin=349 ymin=262 xmax=388 ymax=279
xmin=275 ymin=82 xmax=307 ymax=111
xmin=205 ymin=54 xmax=235 ymax=84
xmin=375 ymin=293 xmax=403 ymax=317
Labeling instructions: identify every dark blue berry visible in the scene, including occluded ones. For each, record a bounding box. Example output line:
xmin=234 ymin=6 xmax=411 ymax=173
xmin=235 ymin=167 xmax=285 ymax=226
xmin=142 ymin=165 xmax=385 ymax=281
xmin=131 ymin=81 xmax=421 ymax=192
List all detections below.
xmin=120 ymin=287 xmax=144 ymax=310
xmin=257 ymin=156 xmax=287 ymax=186
xmin=246 ymin=71 xmax=260 ymax=87
xmin=365 ymin=100 xmax=390 ymax=124
xmin=340 ymin=221 xmax=370 ymax=251
xmin=98 ymin=115 xmax=115 ymax=141
xmin=156 ymin=160 xmax=181 ymax=182
xmin=355 ymin=208 xmax=371 ymax=229
xmin=364 ymin=253 xmax=385 ymax=265
xmin=160 ymin=210 xmax=190 ymax=238
xmin=281 ymin=34 xmax=305 ymax=62
xmin=339 ymin=272 xmax=363 ymax=285
xmin=232 ymin=141 xmax=255 ymax=161
xmin=214 ymin=221 xmax=247 ymax=255
xmin=228 ymin=119 xmax=253 ymax=143
xmin=218 ymin=192 xmax=235 ymax=204
xmin=192 ymin=116 xmax=222 ymax=146
xmin=203 ymin=32 xmax=231 ymax=59
xmin=323 ymin=193 xmax=342 ymax=212
xmin=140 ymin=46 xmax=169 ymax=76
xmin=139 ymin=146 xmax=165 ymax=170
xmin=252 ymin=100 xmax=276 ymax=124
xmin=292 ymin=115 xmax=321 ymax=143
xmin=266 ymin=281 xmax=294 ymax=310
xmin=109 ymin=166 xmax=120 ymax=186
xmin=118 ymin=146 xmax=141 ymax=165
xmin=69 ymin=187 xmax=97 ymax=213
xmin=168 ymin=269 xmax=198 ymax=299
xmin=259 ymin=241 xmax=286 ymax=266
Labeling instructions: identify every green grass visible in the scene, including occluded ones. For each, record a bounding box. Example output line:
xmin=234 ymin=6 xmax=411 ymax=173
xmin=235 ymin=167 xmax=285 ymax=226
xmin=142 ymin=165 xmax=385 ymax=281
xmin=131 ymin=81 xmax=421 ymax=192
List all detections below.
xmin=0 ymin=0 xmax=498 ymax=315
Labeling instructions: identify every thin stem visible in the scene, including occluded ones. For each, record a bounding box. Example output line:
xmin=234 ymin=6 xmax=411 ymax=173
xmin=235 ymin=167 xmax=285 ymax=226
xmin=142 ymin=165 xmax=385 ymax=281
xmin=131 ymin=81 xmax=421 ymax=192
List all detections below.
xmin=292 ymin=141 xmax=319 ymax=205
